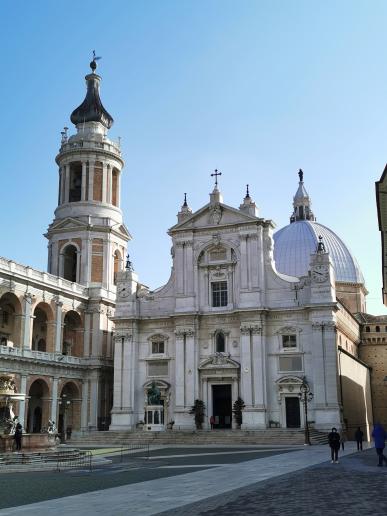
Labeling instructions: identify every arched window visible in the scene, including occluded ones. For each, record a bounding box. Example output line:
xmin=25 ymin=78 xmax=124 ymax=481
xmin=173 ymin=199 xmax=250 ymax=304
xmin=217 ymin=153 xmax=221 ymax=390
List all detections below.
xmin=63 ymin=311 xmax=84 ymax=357
xmin=216 ymin=332 xmax=225 ymax=353
xmin=365 ymin=326 xmax=370 ymax=332
xmin=376 ymin=326 xmax=380 ymax=333
xmin=63 ymin=245 xmax=78 ymax=282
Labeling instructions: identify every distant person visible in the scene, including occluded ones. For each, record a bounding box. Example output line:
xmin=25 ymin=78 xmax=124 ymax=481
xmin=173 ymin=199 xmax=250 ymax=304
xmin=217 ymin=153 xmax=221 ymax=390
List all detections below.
xmin=340 ymin=432 xmax=346 ymax=451
xmin=328 ymin=427 xmax=341 ymax=463
xmin=14 ymin=423 xmax=22 ymax=451
xmin=372 ymin=423 xmax=387 ymax=467
xmin=210 ymin=416 xmax=215 ymax=430
xmin=355 ymin=427 xmax=364 ymax=451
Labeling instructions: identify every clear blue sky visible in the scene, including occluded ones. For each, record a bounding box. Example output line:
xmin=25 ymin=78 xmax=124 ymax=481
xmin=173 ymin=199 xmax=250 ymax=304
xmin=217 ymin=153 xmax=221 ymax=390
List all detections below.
xmin=0 ymin=0 xmax=386 ymax=314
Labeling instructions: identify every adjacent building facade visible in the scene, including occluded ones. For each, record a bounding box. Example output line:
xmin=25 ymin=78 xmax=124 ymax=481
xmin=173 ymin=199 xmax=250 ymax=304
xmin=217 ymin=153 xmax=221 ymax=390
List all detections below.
xmin=0 ymin=58 xmax=129 ymax=436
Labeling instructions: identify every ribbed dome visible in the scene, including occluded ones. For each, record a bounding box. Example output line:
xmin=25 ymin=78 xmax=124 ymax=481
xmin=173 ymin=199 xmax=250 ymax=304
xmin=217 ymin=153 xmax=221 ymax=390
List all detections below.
xmin=273 ymin=220 xmax=364 ymax=284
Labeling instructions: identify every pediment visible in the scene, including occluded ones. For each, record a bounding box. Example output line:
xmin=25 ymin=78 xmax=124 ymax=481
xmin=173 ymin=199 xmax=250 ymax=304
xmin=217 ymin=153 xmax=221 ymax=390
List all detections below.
xmin=114 ymin=223 xmax=131 ymax=239
xmin=199 ymin=353 xmax=240 ymax=370
xmin=48 ymin=217 xmax=89 ymax=231
xmin=170 ymin=203 xmax=261 ymax=233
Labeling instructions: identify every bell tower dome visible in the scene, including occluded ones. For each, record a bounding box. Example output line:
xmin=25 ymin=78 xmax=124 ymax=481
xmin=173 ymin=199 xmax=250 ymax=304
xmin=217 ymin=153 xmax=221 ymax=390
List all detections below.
xmin=46 ymin=57 xmax=131 ymax=293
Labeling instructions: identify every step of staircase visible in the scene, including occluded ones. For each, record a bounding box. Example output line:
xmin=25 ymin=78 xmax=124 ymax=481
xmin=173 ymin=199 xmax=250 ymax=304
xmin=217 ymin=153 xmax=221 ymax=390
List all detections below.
xmin=70 ymin=429 xmax=328 ymax=447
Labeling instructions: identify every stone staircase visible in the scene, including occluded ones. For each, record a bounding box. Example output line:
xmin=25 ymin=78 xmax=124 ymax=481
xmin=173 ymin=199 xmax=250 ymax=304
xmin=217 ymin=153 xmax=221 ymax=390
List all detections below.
xmin=0 ymin=446 xmax=98 ymax=471
xmin=70 ymin=428 xmax=328 ymax=447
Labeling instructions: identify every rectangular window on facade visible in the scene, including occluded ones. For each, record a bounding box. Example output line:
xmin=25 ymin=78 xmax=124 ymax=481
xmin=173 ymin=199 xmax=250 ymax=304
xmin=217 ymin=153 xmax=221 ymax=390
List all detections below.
xmin=282 ymin=335 xmax=297 ymax=348
xmin=152 ymin=341 xmax=165 ymax=354
xmin=212 ymin=281 xmax=228 ymax=307
xmin=148 ymin=360 xmax=168 ymax=376
xmin=279 ymin=355 xmax=303 ymax=372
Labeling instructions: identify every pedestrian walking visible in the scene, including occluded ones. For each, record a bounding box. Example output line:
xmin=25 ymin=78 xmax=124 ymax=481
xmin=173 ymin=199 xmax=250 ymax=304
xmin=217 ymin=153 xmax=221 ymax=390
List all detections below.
xmin=14 ymin=423 xmax=22 ymax=451
xmin=328 ymin=427 xmax=341 ymax=463
xmin=210 ymin=416 xmax=215 ymax=430
xmin=372 ymin=423 xmax=387 ymax=467
xmin=355 ymin=427 xmax=364 ymax=451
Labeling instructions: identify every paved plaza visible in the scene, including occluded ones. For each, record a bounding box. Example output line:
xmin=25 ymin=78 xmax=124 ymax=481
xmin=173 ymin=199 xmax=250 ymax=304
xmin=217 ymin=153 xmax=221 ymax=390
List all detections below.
xmin=0 ymin=443 xmax=385 ymax=515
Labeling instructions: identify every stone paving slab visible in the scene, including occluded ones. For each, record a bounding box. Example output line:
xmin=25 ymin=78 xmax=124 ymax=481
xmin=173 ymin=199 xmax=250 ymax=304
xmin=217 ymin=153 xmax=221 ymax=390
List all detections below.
xmin=0 ymin=444 xmax=360 ymax=516
xmin=161 ymin=447 xmax=387 ymax=516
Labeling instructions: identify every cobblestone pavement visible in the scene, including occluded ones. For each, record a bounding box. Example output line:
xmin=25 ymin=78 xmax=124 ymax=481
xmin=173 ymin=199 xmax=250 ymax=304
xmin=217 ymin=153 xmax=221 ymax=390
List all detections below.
xmin=161 ymin=448 xmax=387 ymax=516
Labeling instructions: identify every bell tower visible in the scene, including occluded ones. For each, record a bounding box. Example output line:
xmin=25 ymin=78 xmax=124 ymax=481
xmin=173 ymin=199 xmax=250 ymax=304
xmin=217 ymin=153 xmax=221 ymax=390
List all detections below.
xmin=46 ymin=56 xmax=130 ymax=293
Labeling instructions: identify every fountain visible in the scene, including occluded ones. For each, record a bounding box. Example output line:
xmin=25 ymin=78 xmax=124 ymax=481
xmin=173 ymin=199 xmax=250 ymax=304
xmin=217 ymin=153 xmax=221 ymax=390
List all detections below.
xmin=0 ymin=375 xmax=57 ymax=451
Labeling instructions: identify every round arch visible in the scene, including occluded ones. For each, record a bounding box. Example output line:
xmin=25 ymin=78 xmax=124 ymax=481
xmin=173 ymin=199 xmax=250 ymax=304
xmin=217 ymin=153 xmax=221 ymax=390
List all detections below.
xmin=0 ymin=292 xmax=22 ymax=348
xmin=32 ymin=302 xmax=55 ymax=352
xmin=63 ymin=311 xmax=84 ymax=357
xmin=61 ymin=243 xmax=80 ymax=282
xmin=27 ymin=378 xmax=50 ymax=433
xmin=59 ymin=381 xmax=82 ymax=436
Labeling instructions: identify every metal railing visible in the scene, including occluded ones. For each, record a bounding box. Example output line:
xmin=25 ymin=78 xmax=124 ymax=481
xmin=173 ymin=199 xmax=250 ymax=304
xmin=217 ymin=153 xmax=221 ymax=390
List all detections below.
xmin=120 ymin=442 xmax=150 ymax=462
xmin=56 ymin=450 xmax=92 ymax=472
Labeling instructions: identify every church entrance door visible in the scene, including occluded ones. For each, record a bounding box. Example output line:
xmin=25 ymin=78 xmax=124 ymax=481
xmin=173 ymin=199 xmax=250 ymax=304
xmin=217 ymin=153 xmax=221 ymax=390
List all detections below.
xmin=285 ymin=397 xmax=301 ymax=428
xmin=212 ymin=385 xmax=232 ymax=429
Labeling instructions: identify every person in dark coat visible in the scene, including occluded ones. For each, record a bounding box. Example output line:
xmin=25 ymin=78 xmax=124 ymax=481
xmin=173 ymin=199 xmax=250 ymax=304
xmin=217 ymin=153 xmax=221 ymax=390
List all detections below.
xmin=355 ymin=427 xmax=364 ymax=451
xmin=328 ymin=427 xmax=341 ymax=463
xmin=372 ymin=423 xmax=387 ymax=466
xmin=14 ymin=423 xmax=22 ymax=451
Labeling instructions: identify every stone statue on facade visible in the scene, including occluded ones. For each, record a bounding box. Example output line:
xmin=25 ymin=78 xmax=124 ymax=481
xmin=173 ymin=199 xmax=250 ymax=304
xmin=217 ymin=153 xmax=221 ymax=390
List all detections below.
xmin=147 ymin=381 xmax=161 ymax=405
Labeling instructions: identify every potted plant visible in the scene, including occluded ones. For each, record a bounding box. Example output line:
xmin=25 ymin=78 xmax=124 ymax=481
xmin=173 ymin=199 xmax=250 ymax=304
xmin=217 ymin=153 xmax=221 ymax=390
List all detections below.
xmin=232 ymin=397 xmax=245 ymax=429
xmin=189 ymin=399 xmax=206 ymax=430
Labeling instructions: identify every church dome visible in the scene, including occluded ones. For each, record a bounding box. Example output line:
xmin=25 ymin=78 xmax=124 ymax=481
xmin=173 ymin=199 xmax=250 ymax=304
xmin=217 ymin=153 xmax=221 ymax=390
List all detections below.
xmin=273 ymin=171 xmax=364 ymax=284
xmin=273 ymin=220 xmax=364 ymax=283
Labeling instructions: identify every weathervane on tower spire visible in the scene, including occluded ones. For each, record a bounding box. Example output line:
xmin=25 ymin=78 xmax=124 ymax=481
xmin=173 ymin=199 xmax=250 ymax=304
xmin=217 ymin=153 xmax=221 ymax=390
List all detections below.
xmin=90 ymin=50 xmax=102 ymax=73
xmin=211 ymin=169 xmax=222 ymax=188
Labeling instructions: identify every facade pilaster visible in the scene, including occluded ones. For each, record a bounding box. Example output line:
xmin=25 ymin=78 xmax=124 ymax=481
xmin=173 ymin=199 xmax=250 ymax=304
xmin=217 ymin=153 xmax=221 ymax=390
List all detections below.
xmin=239 ymin=326 xmax=252 ymax=406
xmin=81 ymin=380 xmax=89 ymax=431
xmin=54 ymin=298 xmax=63 ymax=353
xmin=64 ymin=164 xmax=70 ymax=203
xmin=89 ymin=375 xmax=99 ymax=430
xmin=88 ymin=160 xmax=95 ymax=201
xmin=102 ymin=163 xmax=108 ymax=203
xmin=22 ymin=293 xmax=34 ymax=350
xmin=18 ymin=375 xmax=27 ymax=430
xmin=185 ymin=329 xmax=195 ymax=406
xmin=81 ymin=161 xmax=87 ymax=200
xmin=174 ymin=330 xmax=185 ymax=408
xmin=50 ymin=376 xmax=59 ymax=422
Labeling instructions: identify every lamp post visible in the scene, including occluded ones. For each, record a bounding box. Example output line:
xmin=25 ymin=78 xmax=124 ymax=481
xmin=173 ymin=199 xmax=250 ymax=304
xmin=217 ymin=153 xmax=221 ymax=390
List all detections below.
xmin=299 ymin=377 xmax=313 ymax=446
xmin=58 ymin=393 xmax=71 ymax=442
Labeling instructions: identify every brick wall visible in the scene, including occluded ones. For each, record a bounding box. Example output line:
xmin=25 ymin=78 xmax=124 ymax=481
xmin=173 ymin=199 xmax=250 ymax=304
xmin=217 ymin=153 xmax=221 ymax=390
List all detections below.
xmin=91 ymin=238 xmax=104 ymax=283
xmin=93 ymin=161 xmax=103 ymax=201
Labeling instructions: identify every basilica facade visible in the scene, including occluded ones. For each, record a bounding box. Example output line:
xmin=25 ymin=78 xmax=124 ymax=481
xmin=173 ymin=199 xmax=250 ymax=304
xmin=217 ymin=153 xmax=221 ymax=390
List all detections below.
xmin=111 ymin=172 xmax=372 ymax=435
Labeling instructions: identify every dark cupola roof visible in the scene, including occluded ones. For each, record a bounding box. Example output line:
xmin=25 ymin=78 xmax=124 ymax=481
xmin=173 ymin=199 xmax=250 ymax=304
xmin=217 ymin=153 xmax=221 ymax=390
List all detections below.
xmin=70 ymin=59 xmax=114 ymax=129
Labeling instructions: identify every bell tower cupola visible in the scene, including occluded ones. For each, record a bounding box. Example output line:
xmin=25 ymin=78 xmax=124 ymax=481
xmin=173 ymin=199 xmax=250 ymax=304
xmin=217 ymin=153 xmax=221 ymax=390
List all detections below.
xmin=46 ymin=55 xmax=131 ymax=293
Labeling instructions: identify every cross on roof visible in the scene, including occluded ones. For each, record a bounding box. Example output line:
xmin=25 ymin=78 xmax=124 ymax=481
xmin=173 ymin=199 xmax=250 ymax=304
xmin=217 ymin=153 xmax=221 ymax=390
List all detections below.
xmin=211 ymin=169 xmax=222 ymax=187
